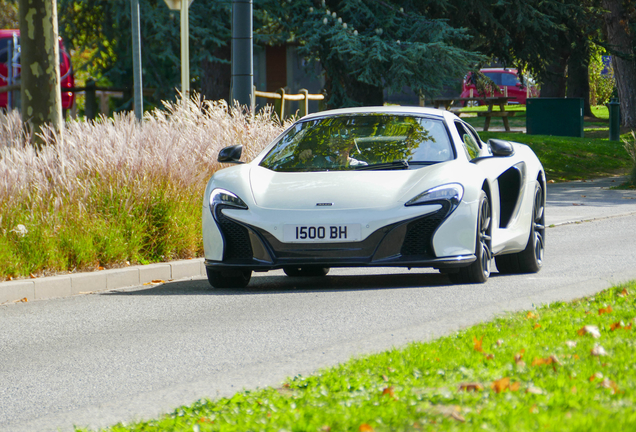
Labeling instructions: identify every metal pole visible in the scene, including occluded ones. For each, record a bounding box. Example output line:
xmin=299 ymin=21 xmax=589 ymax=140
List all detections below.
xmin=231 ymin=0 xmax=253 ymax=110
xmin=7 ymin=39 xmax=13 ymax=110
xmin=131 ymin=0 xmax=143 ymax=119
xmin=180 ymin=0 xmax=189 ymax=101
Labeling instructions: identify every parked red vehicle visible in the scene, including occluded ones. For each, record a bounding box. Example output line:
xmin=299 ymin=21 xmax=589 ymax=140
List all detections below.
xmin=460 ymin=68 xmax=538 ymax=105
xmin=0 ymin=29 xmax=75 ymax=110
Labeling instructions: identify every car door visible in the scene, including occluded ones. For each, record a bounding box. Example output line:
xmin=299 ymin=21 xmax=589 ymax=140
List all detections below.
xmin=454 ymin=120 xmax=530 ymax=254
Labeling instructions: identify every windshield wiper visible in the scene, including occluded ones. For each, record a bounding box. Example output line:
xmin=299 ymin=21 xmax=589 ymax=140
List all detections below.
xmin=353 ymin=160 xmax=409 ymax=171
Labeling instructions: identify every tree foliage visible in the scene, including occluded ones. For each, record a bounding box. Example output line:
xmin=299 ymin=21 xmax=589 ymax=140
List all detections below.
xmin=259 ymin=0 xmax=483 ymax=107
xmin=58 ymin=0 xmax=231 ymax=106
xmin=0 ymin=0 xmax=19 ymax=29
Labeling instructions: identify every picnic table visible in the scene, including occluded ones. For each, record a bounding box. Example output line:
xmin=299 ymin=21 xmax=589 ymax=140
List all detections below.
xmin=432 ymin=96 xmax=515 ymax=132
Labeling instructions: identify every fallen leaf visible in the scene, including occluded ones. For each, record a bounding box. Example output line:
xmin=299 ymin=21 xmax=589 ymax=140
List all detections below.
xmin=533 ymin=323 xmax=542 ymax=329
xmin=526 ymin=386 xmax=544 ymax=395
xmin=484 ymin=353 xmax=495 ymax=360
xmin=610 ymin=322 xmax=623 ymax=331
xmin=359 ymin=424 xmax=374 ymax=432
xmin=510 ymin=382 xmax=521 ymax=392
xmin=599 ymin=305 xmax=613 ymax=315
xmin=591 ymin=345 xmax=608 ymax=356
xmin=526 ymin=311 xmax=538 ymax=319
xmin=98 ymin=266 xmax=105 ymax=271
xmin=382 ymin=374 xmax=389 ymax=382
xmin=450 ymin=411 xmax=466 ymax=422
xmin=320 ymin=426 xmax=332 ymax=432
xmin=151 ymin=279 xmax=165 ymax=284
xmin=17 ymin=297 xmax=28 ymax=303
xmin=29 ymin=273 xmax=36 ymax=279
xmin=496 ymin=339 xmax=504 ymax=346
xmin=565 ymin=340 xmax=577 ymax=348
xmin=382 ymin=387 xmax=395 ymax=398
xmin=577 ymin=325 xmax=601 ymax=338
xmin=473 ymin=336 xmax=483 ymax=352
xmin=548 ymin=180 xmax=555 ymax=183
xmin=529 ymin=404 xmax=539 ymax=413
xmin=581 ymin=195 xmax=586 ymax=197
xmin=599 ymin=378 xmax=621 ymax=394
xmin=458 ymin=382 xmax=484 ymax=392
xmin=618 ymin=288 xmax=629 ymax=297
xmin=589 ymin=372 xmax=603 ymax=382
xmin=531 ymin=355 xmax=560 ymax=366
xmin=491 ymin=377 xmax=510 ymax=393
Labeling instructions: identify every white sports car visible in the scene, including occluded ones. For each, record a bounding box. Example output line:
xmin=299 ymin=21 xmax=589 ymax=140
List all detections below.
xmin=202 ymin=107 xmax=545 ymax=288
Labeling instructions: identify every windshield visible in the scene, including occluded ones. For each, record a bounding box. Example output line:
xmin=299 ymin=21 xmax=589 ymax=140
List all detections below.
xmin=259 ymin=114 xmax=453 ymax=172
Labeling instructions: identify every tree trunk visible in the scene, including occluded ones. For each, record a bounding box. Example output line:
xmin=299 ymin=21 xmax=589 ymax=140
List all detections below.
xmin=567 ymin=39 xmax=592 ymax=117
xmin=19 ymin=0 xmax=62 ymax=148
xmin=324 ymin=68 xmax=384 ymax=108
xmin=602 ymin=0 xmax=636 ymax=128
xmin=538 ymin=55 xmax=568 ymax=98
xmin=200 ymin=46 xmax=231 ymax=104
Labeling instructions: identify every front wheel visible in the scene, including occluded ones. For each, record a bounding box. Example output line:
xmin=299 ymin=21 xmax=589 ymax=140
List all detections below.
xmin=206 ymin=267 xmax=252 ymax=289
xmin=495 ymin=182 xmax=545 ymax=274
xmin=449 ymin=191 xmax=491 ymax=284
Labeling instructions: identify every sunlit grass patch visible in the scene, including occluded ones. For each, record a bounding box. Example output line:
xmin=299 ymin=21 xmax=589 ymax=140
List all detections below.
xmin=480 ymin=132 xmax=631 ymax=181
xmin=87 ymin=283 xmax=636 ymax=432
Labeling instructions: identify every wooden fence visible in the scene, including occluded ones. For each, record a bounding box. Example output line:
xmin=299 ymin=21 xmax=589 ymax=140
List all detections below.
xmin=254 ymin=88 xmax=326 ymax=119
xmin=2 ymin=83 xmax=327 ymax=120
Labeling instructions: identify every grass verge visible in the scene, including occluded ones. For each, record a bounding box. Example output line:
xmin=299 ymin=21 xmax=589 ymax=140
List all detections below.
xmin=81 ymin=283 xmax=636 ymax=432
xmin=479 ymin=132 xmax=631 ymax=182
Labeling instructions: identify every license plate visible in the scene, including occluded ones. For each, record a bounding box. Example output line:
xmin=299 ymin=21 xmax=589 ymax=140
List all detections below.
xmin=283 ymin=224 xmax=361 ymax=243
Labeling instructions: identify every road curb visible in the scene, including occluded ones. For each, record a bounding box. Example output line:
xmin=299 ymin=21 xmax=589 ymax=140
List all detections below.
xmin=0 ymin=259 xmax=206 ymax=305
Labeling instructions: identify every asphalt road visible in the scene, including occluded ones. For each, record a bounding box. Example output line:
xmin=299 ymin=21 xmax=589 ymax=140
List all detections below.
xmin=2 ymin=177 xmax=636 ymax=432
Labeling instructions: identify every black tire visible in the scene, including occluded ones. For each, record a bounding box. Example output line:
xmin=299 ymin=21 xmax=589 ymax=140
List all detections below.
xmin=283 ymin=266 xmax=330 ymax=277
xmin=495 ymin=183 xmax=545 ymax=274
xmin=206 ymin=267 xmax=252 ymax=289
xmin=449 ymin=191 xmax=492 ymax=284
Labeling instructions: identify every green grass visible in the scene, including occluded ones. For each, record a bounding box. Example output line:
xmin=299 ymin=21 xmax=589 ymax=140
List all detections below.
xmin=479 ymin=132 xmax=631 ymax=182
xmin=82 ymin=283 xmax=636 ymax=432
xmin=459 ymin=105 xmax=612 ymax=136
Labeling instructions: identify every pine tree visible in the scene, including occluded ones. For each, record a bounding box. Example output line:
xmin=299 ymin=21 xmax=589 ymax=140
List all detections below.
xmin=260 ymin=0 xmax=483 ymax=107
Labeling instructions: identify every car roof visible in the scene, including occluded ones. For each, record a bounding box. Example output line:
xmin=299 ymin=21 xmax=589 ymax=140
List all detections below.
xmin=480 ymin=68 xmax=518 ymax=74
xmin=301 ymin=106 xmax=451 ymax=122
xmin=0 ymin=29 xmax=19 ymax=38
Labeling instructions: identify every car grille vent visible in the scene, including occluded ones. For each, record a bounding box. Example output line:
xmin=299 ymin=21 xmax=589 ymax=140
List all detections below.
xmin=400 ymin=205 xmax=448 ymax=257
xmin=215 ymin=206 xmax=253 ymax=260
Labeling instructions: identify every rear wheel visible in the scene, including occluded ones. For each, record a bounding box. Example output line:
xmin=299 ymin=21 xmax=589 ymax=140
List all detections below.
xmin=283 ymin=266 xmax=330 ymax=277
xmin=449 ymin=191 xmax=491 ymax=284
xmin=206 ymin=267 xmax=252 ymax=289
xmin=495 ymin=183 xmax=545 ymax=274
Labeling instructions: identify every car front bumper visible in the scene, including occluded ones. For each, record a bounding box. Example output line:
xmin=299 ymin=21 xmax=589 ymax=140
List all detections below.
xmin=204 ymin=202 xmax=476 ymax=271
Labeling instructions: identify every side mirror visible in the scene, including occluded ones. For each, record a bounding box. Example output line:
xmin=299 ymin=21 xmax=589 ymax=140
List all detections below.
xmin=218 ymin=145 xmax=244 ymax=164
xmin=488 ymin=139 xmax=515 ymax=157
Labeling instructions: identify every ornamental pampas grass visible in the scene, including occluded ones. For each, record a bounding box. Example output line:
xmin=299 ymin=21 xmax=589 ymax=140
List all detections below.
xmin=0 ymin=95 xmax=289 ymax=279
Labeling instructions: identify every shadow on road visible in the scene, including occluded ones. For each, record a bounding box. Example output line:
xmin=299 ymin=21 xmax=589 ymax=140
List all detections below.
xmin=101 ymin=270 xmax=477 ymax=297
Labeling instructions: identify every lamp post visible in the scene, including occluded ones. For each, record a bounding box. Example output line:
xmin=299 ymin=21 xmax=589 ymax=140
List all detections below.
xmin=131 ymin=0 xmax=143 ymax=119
xmin=231 ymin=0 xmax=254 ymax=110
xmin=163 ymin=0 xmax=193 ymax=101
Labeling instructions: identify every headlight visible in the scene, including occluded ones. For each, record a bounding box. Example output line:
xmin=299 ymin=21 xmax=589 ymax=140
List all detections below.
xmin=209 ymin=188 xmax=248 ymax=215
xmin=405 ymin=183 xmax=463 ymax=213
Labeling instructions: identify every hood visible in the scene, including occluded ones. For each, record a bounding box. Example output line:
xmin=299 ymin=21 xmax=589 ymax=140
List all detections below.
xmin=248 ymin=165 xmax=448 ymax=210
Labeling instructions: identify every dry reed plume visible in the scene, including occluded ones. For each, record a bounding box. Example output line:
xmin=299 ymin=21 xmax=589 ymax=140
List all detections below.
xmin=0 ymin=95 xmax=289 ymax=279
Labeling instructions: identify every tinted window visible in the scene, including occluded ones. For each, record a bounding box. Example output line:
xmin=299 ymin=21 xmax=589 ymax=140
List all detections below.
xmin=484 ymin=72 xmax=502 ymax=85
xmin=0 ymin=38 xmax=9 ymax=63
xmin=260 ymin=115 xmax=453 ymax=172
xmin=501 ymin=73 xmax=520 ymax=86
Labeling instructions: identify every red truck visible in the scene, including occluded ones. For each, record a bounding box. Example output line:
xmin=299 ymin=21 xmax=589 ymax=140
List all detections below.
xmin=0 ymin=29 xmax=75 ymax=110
